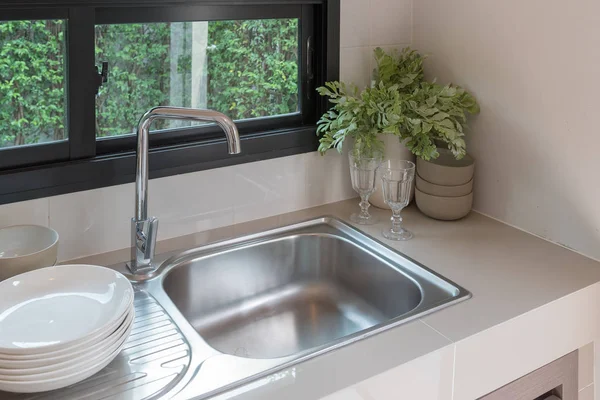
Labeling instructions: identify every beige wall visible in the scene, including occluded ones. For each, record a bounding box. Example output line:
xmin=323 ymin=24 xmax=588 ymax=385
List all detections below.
xmin=413 ymin=0 xmax=600 ymax=260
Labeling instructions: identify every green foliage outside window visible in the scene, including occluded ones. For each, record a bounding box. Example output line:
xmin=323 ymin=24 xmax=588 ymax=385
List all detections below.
xmin=207 ymin=19 xmax=299 ymax=119
xmin=0 ymin=20 xmax=66 ymax=147
xmin=0 ymin=18 xmax=299 ymax=148
xmin=95 ymin=23 xmax=172 ymax=136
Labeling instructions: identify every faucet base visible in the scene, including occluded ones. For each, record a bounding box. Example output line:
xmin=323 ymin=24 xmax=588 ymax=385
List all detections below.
xmin=129 ymin=217 xmax=159 ymax=274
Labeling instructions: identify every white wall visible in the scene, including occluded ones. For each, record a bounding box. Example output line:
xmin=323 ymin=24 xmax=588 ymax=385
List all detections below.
xmin=413 ymin=0 xmax=600 ymax=260
xmin=340 ymin=0 xmax=412 ymax=90
xmin=0 ymin=0 xmax=412 ymax=262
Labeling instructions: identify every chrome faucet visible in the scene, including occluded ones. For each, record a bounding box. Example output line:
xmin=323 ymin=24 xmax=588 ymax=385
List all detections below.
xmin=128 ymin=106 xmax=241 ymax=275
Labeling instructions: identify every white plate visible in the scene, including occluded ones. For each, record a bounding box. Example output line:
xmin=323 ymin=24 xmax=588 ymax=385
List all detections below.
xmin=0 ymin=318 xmax=132 ymax=393
xmin=0 ymin=306 xmax=134 ymax=371
xmin=0 ymin=308 xmax=133 ymax=381
xmin=0 ymin=296 xmax=131 ymax=361
xmin=0 ymin=265 xmax=133 ymax=354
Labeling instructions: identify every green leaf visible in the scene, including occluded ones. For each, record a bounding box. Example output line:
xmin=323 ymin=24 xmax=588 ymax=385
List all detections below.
xmin=315 ymin=46 xmax=479 ymax=159
xmin=426 ymin=96 xmax=437 ymax=107
xmin=431 ymin=112 xmax=450 ymax=121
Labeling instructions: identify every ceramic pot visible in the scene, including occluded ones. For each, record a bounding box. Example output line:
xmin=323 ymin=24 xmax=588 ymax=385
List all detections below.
xmin=414 ymin=149 xmax=475 ymax=220
xmin=415 ymin=188 xmax=473 ymax=221
xmin=416 ymin=149 xmax=475 ymax=186
xmin=369 ymin=135 xmax=415 ymax=210
xmin=416 ymin=174 xmax=473 ymax=198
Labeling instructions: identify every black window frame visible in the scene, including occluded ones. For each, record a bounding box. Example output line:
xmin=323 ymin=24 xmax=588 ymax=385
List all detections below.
xmin=0 ymin=0 xmax=340 ymax=205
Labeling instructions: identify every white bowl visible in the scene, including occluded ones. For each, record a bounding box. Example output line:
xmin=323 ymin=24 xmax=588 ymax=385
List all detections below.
xmin=416 ymin=174 xmax=473 ymax=198
xmin=0 ymin=265 xmax=133 ymax=355
xmin=0 ymin=323 xmax=131 ymax=393
xmin=0 ymin=225 xmax=59 ymax=281
xmin=415 ymin=188 xmax=473 ymax=221
xmin=416 ymin=149 xmax=475 ymax=186
xmin=0 ymin=307 xmax=134 ymax=370
xmin=0 ymin=309 xmax=132 ymax=380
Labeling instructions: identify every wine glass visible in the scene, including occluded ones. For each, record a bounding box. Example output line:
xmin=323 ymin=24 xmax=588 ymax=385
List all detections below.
xmin=380 ymin=160 xmax=415 ymax=240
xmin=348 ymin=151 xmax=383 ymax=225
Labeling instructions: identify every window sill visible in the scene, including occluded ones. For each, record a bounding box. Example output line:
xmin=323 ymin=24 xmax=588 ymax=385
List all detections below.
xmin=0 ymin=126 xmax=318 ymax=205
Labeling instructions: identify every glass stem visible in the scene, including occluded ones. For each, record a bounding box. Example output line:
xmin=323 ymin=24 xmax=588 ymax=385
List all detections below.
xmin=359 ymin=195 xmax=371 ymax=219
xmin=390 ymin=210 xmax=403 ymax=233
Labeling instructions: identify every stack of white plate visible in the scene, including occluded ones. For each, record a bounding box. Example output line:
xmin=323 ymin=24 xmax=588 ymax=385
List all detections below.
xmin=0 ymin=264 xmax=134 ymax=394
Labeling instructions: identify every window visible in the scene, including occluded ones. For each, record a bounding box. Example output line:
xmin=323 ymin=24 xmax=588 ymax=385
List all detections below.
xmin=0 ymin=2 xmax=340 ymax=204
xmin=95 ymin=19 xmax=300 ymax=138
xmin=0 ymin=19 xmax=66 ymax=148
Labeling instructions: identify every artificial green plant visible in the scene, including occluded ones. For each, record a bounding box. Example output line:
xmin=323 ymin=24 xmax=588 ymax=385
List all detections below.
xmin=316 ymin=47 xmax=480 ymax=160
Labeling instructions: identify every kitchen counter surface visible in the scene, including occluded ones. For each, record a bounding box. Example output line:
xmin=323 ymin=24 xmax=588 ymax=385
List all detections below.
xmin=71 ymin=199 xmax=600 ymax=400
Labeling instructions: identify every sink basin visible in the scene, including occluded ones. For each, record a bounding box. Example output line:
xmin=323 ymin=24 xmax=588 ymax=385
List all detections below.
xmin=162 ymin=217 xmax=469 ymax=361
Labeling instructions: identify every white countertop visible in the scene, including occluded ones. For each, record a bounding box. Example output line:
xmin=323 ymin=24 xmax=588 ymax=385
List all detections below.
xmin=72 ymin=199 xmax=600 ymax=400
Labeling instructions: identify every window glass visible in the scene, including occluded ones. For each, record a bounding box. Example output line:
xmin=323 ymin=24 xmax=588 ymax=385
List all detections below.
xmin=0 ymin=20 xmax=66 ymax=148
xmin=95 ymin=18 xmax=299 ymax=138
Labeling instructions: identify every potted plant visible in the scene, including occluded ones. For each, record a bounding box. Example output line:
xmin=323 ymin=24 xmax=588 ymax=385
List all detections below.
xmin=316 ymin=47 xmax=480 ymax=209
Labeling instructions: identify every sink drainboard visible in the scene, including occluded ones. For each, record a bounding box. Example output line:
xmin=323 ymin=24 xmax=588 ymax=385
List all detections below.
xmin=1 ymin=291 xmax=191 ymax=400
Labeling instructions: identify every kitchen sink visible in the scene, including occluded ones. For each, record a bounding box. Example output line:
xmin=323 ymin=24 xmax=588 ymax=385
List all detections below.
xmin=153 ymin=217 xmax=469 ymax=398
xmin=13 ymin=217 xmax=469 ymax=400
xmin=158 ymin=215 xmax=468 ymax=367
xmin=163 ymin=228 xmax=426 ymax=359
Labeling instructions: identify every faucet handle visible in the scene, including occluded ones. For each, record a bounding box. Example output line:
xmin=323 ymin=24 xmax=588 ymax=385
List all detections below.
xmin=128 ymin=217 xmax=159 ymax=274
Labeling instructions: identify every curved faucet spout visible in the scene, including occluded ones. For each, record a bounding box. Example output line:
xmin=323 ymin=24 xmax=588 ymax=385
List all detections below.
xmin=136 ymin=107 xmax=241 ymax=221
xmin=129 ymin=106 xmax=241 ymax=275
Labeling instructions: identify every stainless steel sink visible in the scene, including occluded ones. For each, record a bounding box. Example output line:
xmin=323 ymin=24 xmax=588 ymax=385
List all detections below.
xmin=154 ymin=217 xmax=468 ymax=399
xmin=9 ymin=217 xmax=468 ymax=400
xmin=163 ymin=227 xmax=426 ymax=359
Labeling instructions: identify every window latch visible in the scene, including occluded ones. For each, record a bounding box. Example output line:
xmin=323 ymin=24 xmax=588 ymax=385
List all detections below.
xmin=94 ymin=61 xmax=109 ymax=95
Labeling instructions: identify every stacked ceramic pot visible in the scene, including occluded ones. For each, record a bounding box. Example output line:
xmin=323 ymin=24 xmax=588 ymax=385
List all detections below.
xmin=415 ymin=149 xmax=474 ymax=221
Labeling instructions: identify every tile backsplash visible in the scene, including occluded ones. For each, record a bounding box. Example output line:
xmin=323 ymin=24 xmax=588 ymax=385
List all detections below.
xmin=0 ymin=0 xmax=413 ymax=261
xmin=38 ymin=152 xmax=355 ymax=262
xmin=1 ymin=151 xmax=359 ymax=262
xmin=0 ymin=199 xmax=49 ymax=228
xmin=339 ymin=0 xmax=412 ymax=90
